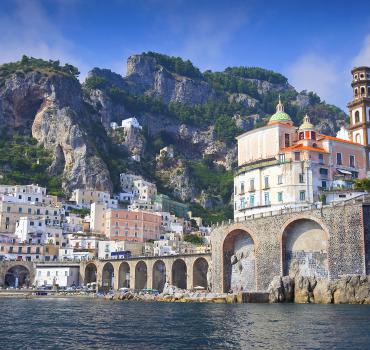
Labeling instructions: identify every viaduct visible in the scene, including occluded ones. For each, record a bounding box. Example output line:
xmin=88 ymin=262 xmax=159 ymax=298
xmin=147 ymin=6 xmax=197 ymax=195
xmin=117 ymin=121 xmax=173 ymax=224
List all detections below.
xmin=1 ymin=200 xmax=370 ymax=293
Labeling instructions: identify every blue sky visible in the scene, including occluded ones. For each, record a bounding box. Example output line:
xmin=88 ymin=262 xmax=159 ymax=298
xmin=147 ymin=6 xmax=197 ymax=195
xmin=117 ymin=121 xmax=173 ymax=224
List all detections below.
xmin=1 ymin=0 xmax=370 ymax=110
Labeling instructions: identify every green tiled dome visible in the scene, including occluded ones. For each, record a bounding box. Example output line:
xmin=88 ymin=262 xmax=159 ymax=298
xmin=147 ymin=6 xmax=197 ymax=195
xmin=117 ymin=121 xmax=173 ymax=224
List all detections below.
xmin=269 ymin=95 xmax=292 ymax=123
xmin=270 ymin=111 xmax=292 ymax=122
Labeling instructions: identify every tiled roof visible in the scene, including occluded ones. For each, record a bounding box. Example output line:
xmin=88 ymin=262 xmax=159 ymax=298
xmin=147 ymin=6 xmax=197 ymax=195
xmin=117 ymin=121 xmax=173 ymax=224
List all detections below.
xmin=317 ymin=134 xmax=363 ymax=146
xmin=282 ymin=144 xmax=328 ymax=153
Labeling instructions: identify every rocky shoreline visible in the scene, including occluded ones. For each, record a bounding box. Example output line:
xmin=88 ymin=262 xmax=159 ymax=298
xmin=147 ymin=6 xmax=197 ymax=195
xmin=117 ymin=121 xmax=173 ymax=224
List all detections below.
xmin=268 ymin=274 xmax=370 ymax=304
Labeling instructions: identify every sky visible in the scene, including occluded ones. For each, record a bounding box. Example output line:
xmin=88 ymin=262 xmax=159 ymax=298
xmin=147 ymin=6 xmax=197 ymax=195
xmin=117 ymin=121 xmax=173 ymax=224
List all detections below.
xmin=1 ymin=0 xmax=370 ymax=110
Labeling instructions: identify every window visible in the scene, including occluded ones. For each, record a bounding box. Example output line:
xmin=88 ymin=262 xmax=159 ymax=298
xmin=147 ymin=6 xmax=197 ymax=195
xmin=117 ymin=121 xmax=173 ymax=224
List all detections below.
xmin=336 ymin=153 xmax=342 ymax=165
xmin=320 ymin=168 xmax=328 ymax=176
xmin=284 ymin=134 xmax=290 ymax=147
xmin=18 ymin=207 xmax=22 ymax=213
xmin=311 ymin=131 xmax=316 ymax=140
xmin=18 ymin=247 xmax=22 ymax=253
xmin=28 ymin=208 xmax=32 ymax=214
xmin=249 ymin=194 xmax=255 ymax=207
xmin=6 ymin=207 xmax=10 ymax=213
xmin=355 ymin=88 xmax=358 ymax=96
xmin=277 ymin=175 xmax=283 ymax=185
xmin=264 ymin=176 xmax=269 ymax=189
xmin=350 ymin=155 xmax=355 ymax=168
xmin=234 ymin=186 xmax=237 ymax=195
xmin=299 ymin=191 xmax=306 ymax=201
xmin=305 ymin=131 xmax=310 ymax=139
xmin=264 ymin=192 xmax=270 ymax=205
xmin=361 ymin=87 xmax=365 ymax=95
xmin=294 ymin=152 xmax=300 ymax=161
xmin=299 ymin=132 xmax=304 ymax=140
xmin=354 ymin=111 xmax=360 ymax=124
xmin=240 ymin=182 xmax=245 ymax=194
xmin=249 ymin=179 xmax=255 ymax=191
xmin=240 ymin=197 xmax=245 ymax=209
xmin=318 ymin=153 xmax=324 ymax=163
xmin=299 ymin=174 xmax=304 ymax=183
xmin=278 ymin=192 xmax=283 ymax=202
xmin=65 ymin=271 xmax=68 ymax=276
xmin=279 ymin=154 xmax=285 ymax=163
xmin=322 ymin=181 xmax=327 ymax=188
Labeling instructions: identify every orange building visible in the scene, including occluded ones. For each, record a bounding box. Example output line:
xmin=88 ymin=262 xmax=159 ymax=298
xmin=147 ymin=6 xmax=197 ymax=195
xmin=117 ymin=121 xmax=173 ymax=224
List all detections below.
xmin=104 ymin=209 xmax=161 ymax=242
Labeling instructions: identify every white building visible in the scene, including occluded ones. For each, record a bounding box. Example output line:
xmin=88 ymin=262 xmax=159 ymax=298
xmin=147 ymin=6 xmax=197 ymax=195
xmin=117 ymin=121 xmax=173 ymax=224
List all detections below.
xmin=58 ymin=247 xmax=95 ymax=261
xmin=14 ymin=216 xmax=66 ymax=247
xmin=70 ymin=189 xmax=118 ymax=209
xmin=35 ymin=264 xmax=80 ymax=287
xmin=111 ymin=117 xmax=142 ymax=131
xmin=119 ymin=173 xmax=157 ymax=204
xmin=98 ymin=240 xmax=153 ymax=259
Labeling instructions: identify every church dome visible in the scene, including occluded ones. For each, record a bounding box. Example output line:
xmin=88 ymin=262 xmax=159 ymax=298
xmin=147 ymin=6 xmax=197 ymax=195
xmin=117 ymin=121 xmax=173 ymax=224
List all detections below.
xmin=269 ymin=96 xmax=292 ymax=123
xmin=299 ymin=114 xmax=314 ymax=130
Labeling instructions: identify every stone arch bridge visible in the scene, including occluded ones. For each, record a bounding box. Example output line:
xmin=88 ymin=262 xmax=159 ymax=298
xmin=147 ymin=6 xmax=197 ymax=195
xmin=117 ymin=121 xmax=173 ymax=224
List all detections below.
xmin=80 ymin=254 xmax=211 ymax=292
xmin=211 ymin=201 xmax=370 ymax=293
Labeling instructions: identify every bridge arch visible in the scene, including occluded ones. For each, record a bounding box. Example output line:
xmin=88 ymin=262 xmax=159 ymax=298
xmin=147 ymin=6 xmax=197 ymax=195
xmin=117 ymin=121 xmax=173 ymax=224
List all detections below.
xmin=152 ymin=260 xmax=166 ymax=292
xmin=102 ymin=262 xmax=114 ymax=291
xmin=135 ymin=261 xmax=147 ymax=290
xmin=84 ymin=263 xmax=97 ymax=284
xmin=5 ymin=265 xmax=31 ymax=288
xmin=118 ymin=262 xmax=130 ymax=289
xmin=280 ymin=217 xmax=329 ymax=279
xmin=193 ymin=257 xmax=209 ymax=290
xmin=223 ymin=229 xmax=256 ymax=293
xmin=172 ymin=259 xmax=187 ymax=290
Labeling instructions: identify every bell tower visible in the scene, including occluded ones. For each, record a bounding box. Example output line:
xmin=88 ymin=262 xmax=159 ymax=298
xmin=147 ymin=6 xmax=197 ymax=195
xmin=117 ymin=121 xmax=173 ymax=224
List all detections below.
xmin=348 ymin=66 xmax=370 ymax=171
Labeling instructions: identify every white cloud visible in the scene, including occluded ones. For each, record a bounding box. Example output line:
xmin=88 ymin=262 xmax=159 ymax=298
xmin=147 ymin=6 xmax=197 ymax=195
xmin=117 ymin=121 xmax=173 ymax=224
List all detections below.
xmin=0 ymin=0 xmax=89 ymax=79
xmin=286 ymin=54 xmax=348 ymax=109
xmin=353 ymin=34 xmax=370 ymax=67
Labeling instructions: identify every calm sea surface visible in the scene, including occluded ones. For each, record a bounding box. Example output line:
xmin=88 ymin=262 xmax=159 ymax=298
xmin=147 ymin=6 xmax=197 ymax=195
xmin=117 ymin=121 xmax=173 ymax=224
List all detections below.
xmin=1 ymin=298 xmax=370 ymax=349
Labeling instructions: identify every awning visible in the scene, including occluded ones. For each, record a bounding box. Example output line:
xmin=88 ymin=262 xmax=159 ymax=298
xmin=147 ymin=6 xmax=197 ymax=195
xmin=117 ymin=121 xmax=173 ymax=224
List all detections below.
xmin=337 ymin=169 xmax=352 ymax=175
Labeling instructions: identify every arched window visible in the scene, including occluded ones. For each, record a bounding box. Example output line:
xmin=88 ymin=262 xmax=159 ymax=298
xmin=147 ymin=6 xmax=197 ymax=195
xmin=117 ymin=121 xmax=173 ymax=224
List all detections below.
xmin=361 ymin=87 xmax=365 ymax=96
xmin=354 ymin=88 xmax=358 ymax=97
xmin=356 ymin=134 xmax=361 ymax=144
xmin=354 ymin=111 xmax=360 ymax=124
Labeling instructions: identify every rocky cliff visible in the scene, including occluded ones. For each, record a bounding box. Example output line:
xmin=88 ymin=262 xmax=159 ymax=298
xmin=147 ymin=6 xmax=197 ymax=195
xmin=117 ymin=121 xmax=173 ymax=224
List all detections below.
xmin=0 ymin=59 xmax=113 ymax=193
xmin=0 ymin=54 xmax=349 ymax=222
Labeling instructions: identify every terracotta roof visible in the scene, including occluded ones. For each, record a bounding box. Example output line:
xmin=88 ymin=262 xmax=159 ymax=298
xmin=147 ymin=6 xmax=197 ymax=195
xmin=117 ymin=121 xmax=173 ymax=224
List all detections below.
xmin=282 ymin=144 xmax=328 ymax=153
xmin=317 ymin=134 xmax=363 ymax=146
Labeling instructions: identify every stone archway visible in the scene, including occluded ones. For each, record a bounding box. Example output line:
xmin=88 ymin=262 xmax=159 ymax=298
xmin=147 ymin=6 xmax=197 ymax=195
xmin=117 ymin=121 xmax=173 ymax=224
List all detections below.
xmin=5 ymin=265 xmax=30 ymax=288
xmin=102 ymin=262 xmax=114 ymax=290
xmin=282 ymin=218 xmax=328 ymax=278
xmin=172 ymin=259 xmax=187 ymax=290
xmin=118 ymin=262 xmax=130 ymax=289
xmin=84 ymin=263 xmax=97 ymax=284
xmin=135 ymin=261 xmax=147 ymax=290
xmin=223 ymin=229 xmax=256 ymax=293
xmin=193 ymin=257 xmax=209 ymax=290
xmin=152 ymin=260 xmax=166 ymax=292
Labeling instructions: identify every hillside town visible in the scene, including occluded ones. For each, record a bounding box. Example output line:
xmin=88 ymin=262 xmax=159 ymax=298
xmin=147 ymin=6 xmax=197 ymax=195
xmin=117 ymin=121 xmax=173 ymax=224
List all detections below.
xmin=1 ymin=66 xmax=370 ymax=305
xmin=0 ymin=174 xmax=211 ymax=288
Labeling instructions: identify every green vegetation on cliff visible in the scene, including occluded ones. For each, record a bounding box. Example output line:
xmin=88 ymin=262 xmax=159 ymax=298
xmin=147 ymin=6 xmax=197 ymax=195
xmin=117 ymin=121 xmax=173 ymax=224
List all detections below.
xmin=0 ymin=132 xmax=64 ymax=196
xmin=0 ymin=55 xmax=79 ymax=87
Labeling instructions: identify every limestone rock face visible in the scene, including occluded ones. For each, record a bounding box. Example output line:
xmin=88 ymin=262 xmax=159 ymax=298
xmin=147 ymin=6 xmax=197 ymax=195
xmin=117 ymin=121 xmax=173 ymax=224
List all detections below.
xmin=311 ymin=279 xmax=333 ymax=304
xmin=268 ymin=275 xmax=370 ymax=304
xmin=126 ymin=54 xmax=215 ymax=105
xmin=0 ymin=71 xmax=112 ymax=193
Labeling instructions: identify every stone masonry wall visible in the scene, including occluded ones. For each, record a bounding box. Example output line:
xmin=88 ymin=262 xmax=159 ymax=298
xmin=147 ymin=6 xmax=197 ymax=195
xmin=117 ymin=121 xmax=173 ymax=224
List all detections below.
xmin=211 ymin=203 xmax=368 ymax=293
